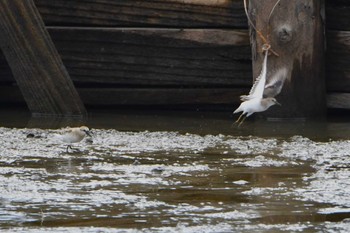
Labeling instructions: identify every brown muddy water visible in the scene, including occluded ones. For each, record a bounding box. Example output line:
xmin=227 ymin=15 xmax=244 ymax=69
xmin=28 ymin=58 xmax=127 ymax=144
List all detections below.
xmin=1 ymin=108 xmax=350 ymax=232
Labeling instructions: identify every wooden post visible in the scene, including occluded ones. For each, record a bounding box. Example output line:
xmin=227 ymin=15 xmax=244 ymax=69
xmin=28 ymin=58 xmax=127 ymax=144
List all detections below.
xmin=248 ymin=0 xmax=326 ymax=119
xmin=0 ymin=0 xmax=87 ymax=117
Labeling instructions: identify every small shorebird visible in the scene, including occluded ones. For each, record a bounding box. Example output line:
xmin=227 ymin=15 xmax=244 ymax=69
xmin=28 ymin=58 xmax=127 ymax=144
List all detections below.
xmin=53 ymin=126 xmax=92 ymax=152
xmin=233 ymin=45 xmax=281 ymax=127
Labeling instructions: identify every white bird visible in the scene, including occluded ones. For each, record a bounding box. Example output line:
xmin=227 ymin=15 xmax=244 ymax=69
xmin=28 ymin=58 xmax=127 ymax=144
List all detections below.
xmin=233 ymin=46 xmax=280 ymax=127
xmin=53 ymin=126 xmax=92 ymax=152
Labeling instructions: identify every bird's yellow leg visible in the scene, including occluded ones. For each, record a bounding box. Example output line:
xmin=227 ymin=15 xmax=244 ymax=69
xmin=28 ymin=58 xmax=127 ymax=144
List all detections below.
xmin=235 ymin=113 xmax=244 ymax=124
xmin=238 ymin=115 xmax=247 ymax=127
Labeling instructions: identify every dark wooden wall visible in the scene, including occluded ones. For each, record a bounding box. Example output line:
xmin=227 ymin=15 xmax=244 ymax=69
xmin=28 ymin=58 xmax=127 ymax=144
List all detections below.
xmin=326 ymin=0 xmax=350 ymax=109
xmin=0 ymin=0 xmax=349 ymax=110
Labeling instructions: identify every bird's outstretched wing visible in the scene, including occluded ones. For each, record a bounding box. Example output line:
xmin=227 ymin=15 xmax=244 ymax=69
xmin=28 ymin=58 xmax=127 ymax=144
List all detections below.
xmin=240 ymin=50 xmax=268 ymax=101
xmin=264 ymin=67 xmax=287 ymax=97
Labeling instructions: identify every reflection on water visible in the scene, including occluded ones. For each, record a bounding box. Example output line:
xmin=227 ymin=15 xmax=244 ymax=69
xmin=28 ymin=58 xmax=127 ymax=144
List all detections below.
xmin=1 ymin=108 xmax=349 ymax=140
xmin=0 ymin=108 xmax=350 ymax=232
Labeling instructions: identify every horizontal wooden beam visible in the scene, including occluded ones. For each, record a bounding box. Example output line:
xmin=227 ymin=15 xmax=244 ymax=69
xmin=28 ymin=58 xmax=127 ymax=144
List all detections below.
xmin=1 ymin=28 xmax=350 ymax=92
xmin=327 ymin=30 xmax=350 ymax=92
xmin=327 ymin=93 xmax=350 ymax=109
xmin=34 ymin=0 xmax=246 ymax=28
xmin=45 ymin=28 xmax=252 ymax=87
xmin=78 ymin=87 xmax=247 ymax=106
xmin=33 ymin=0 xmax=350 ymax=31
xmin=0 ymin=86 xmax=247 ymax=106
xmin=0 ymin=28 xmax=251 ymax=87
xmin=2 ymin=85 xmax=348 ymax=110
xmin=1 ymin=28 xmax=251 ymax=86
xmin=326 ymin=0 xmax=350 ymax=30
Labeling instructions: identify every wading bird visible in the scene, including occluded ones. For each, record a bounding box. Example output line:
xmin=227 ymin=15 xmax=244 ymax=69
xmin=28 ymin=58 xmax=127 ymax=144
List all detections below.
xmin=53 ymin=126 xmax=92 ymax=152
xmin=233 ymin=45 xmax=281 ymax=127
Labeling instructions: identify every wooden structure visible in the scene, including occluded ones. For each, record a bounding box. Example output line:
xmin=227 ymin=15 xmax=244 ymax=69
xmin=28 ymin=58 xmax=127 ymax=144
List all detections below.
xmin=0 ymin=0 xmax=86 ymax=117
xmin=326 ymin=0 xmax=350 ymax=109
xmin=0 ymin=0 xmax=349 ymax=114
xmin=249 ymin=0 xmax=326 ymax=118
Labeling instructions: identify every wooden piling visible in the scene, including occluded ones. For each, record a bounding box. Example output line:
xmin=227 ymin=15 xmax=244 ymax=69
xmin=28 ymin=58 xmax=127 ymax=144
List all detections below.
xmin=248 ymin=0 xmax=326 ymax=118
xmin=0 ymin=0 xmax=87 ymax=117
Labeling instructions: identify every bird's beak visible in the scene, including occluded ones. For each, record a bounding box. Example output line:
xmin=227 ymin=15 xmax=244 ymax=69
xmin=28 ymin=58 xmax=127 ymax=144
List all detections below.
xmin=85 ymin=131 xmax=93 ymax=137
xmin=276 ymin=101 xmax=282 ymax=106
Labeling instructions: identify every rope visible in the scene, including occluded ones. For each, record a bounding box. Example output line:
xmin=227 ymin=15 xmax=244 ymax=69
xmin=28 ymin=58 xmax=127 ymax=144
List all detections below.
xmin=243 ymin=0 xmax=282 ymax=56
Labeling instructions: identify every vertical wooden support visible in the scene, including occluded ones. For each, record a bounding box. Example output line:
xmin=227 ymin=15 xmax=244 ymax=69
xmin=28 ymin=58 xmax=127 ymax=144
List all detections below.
xmin=0 ymin=0 xmax=87 ymax=117
xmin=249 ymin=0 xmax=326 ymax=119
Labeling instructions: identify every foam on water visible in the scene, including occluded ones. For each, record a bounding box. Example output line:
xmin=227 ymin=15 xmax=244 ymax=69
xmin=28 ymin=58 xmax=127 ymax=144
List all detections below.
xmin=1 ymin=127 xmax=350 ymax=232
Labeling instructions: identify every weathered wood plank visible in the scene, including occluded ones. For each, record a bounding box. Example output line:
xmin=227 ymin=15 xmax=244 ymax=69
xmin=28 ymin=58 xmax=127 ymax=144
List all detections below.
xmin=0 ymin=0 xmax=87 ymax=116
xmin=1 ymin=28 xmax=349 ymax=93
xmin=326 ymin=31 xmax=350 ymax=92
xmin=33 ymin=0 xmax=347 ymax=31
xmin=2 ymin=85 xmax=346 ymax=110
xmin=34 ymin=0 xmax=246 ymax=28
xmin=327 ymin=93 xmax=350 ymax=109
xmin=78 ymin=88 xmax=247 ymax=106
xmin=48 ymin=27 xmax=252 ymax=87
xmin=0 ymin=86 xmax=248 ymax=106
xmin=249 ymin=0 xmax=326 ymax=118
xmin=0 ymin=28 xmax=251 ymax=86
xmin=326 ymin=0 xmax=350 ymax=31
